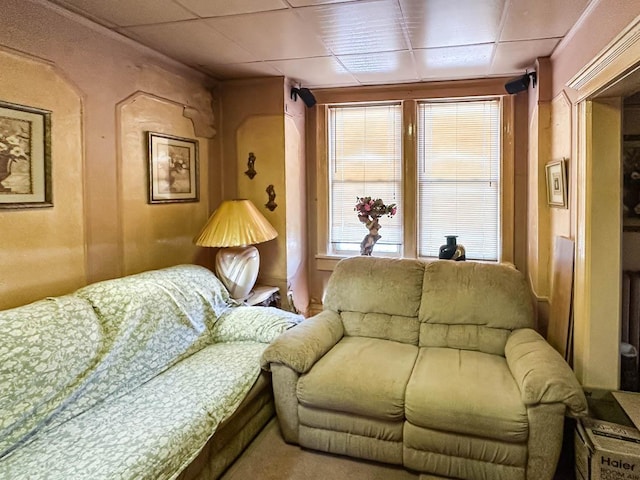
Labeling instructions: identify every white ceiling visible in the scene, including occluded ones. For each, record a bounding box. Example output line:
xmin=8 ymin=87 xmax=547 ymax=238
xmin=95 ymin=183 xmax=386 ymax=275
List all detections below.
xmin=47 ymin=0 xmax=593 ymax=88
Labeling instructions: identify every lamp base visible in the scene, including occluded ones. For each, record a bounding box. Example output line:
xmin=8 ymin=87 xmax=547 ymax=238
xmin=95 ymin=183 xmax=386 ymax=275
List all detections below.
xmin=215 ymin=245 xmax=260 ymax=300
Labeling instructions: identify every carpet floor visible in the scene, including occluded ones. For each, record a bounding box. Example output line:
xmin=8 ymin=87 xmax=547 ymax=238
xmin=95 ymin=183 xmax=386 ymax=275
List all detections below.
xmin=220 ymin=418 xmax=576 ymax=480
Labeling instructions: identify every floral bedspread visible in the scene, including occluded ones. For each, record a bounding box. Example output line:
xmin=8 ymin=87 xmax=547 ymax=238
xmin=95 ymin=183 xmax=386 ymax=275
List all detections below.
xmin=0 ymin=342 xmax=268 ymax=480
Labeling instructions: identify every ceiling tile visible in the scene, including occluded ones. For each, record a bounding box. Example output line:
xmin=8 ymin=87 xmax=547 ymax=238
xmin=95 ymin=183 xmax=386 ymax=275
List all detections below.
xmin=267 ymin=56 xmax=358 ymax=87
xmin=295 ymin=0 xmax=408 ymax=55
xmin=206 ymin=10 xmax=329 ymax=60
xmin=121 ymin=20 xmax=258 ymax=66
xmin=338 ymin=50 xmax=419 ymax=84
xmin=175 ymin=0 xmax=288 ymax=17
xmin=500 ymin=0 xmax=590 ymax=41
xmin=50 ymin=0 xmax=196 ymax=27
xmin=401 ymin=0 xmax=505 ymax=48
xmin=47 ymin=0 xmax=597 ymax=86
xmin=491 ymin=38 xmax=560 ymax=74
xmin=415 ymin=44 xmax=494 ymax=80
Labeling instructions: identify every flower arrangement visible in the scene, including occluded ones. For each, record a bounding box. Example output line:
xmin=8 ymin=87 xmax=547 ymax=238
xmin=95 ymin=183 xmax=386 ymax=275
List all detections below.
xmin=354 ymin=196 xmax=397 ymax=221
xmin=354 ymin=197 xmax=397 ymax=256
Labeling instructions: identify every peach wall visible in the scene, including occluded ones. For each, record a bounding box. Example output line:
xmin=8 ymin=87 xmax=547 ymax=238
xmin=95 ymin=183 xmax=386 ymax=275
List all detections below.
xmin=527 ymin=0 xmax=640 ymax=385
xmin=0 ymin=48 xmax=84 ymax=310
xmin=222 ymin=77 xmax=309 ymax=314
xmin=220 ymin=78 xmax=285 ymax=201
xmin=531 ymin=0 xmax=640 ymax=303
xmin=237 ymin=115 xmax=286 ymax=281
xmin=0 ymin=0 xmax=217 ymax=308
xmin=119 ymin=94 xmax=211 ymax=275
xmin=549 ymin=93 xmax=572 ymax=239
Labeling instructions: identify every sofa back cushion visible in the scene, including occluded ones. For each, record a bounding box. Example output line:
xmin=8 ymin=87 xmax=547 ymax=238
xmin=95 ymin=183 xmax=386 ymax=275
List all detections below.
xmin=418 ymin=261 xmax=534 ymax=355
xmin=67 ymin=265 xmax=232 ymax=422
xmin=323 ymin=257 xmax=425 ymax=344
xmin=0 ymin=295 xmax=101 ymax=458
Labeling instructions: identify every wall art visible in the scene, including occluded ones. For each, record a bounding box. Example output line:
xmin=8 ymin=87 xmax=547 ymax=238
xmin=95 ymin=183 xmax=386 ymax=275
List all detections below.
xmin=545 ymin=158 xmax=568 ymax=208
xmin=148 ymin=132 xmax=198 ymax=204
xmin=0 ymin=100 xmax=52 ymax=208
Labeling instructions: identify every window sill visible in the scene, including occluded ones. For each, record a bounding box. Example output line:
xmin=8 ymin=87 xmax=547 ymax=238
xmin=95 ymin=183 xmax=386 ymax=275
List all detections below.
xmin=315 ymin=254 xmax=501 ymax=272
xmin=315 ymin=255 xmax=347 ymax=272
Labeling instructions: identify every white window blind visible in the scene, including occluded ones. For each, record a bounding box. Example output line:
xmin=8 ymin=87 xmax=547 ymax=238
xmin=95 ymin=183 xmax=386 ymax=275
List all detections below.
xmin=417 ymin=99 xmax=501 ymax=260
xmin=328 ymin=104 xmax=403 ymax=254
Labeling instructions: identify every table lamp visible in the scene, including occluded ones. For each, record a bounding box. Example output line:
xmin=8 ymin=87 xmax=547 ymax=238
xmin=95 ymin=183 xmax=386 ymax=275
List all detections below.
xmin=194 ymin=199 xmax=277 ymax=300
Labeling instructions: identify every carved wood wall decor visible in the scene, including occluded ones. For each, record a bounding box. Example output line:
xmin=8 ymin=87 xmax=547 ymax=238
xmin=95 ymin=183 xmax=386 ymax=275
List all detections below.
xmin=245 ymin=152 xmax=256 ymax=179
xmin=265 ymin=184 xmax=277 ymax=211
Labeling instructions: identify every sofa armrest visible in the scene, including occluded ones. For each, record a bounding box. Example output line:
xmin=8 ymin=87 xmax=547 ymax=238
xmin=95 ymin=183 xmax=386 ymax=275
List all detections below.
xmin=212 ymin=306 xmax=303 ymax=344
xmin=505 ymin=328 xmax=588 ymax=417
xmin=260 ymin=310 xmax=344 ymax=374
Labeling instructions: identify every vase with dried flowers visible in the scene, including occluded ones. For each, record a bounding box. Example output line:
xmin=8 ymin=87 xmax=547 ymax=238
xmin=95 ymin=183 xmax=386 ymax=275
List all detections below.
xmin=354 ymin=196 xmax=397 ymax=255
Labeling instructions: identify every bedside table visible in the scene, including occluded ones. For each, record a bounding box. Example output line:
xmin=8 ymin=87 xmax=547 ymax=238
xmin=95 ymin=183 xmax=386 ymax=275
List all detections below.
xmin=244 ymin=285 xmax=280 ymax=307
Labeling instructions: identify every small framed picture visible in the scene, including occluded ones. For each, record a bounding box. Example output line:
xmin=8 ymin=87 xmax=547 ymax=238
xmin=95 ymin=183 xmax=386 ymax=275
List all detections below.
xmin=147 ymin=132 xmax=198 ymax=204
xmin=0 ymin=100 xmax=52 ymax=209
xmin=545 ymin=158 xmax=568 ymax=208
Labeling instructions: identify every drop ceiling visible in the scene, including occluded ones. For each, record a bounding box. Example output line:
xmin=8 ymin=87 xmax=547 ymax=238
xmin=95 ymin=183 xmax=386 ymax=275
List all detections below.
xmin=47 ymin=0 xmax=593 ymax=88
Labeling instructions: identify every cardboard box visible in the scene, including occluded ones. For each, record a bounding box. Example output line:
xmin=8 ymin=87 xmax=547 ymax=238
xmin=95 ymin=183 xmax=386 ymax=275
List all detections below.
xmin=613 ymin=391 xmax=640 ymax=430
xmin=575 ymin=417 xmax=640 ymax=479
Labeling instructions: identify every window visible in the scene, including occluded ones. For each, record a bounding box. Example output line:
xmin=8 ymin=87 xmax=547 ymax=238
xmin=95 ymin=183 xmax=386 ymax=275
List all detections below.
xmin=417 ymin=100 xmax=501 ymax=260
xmin=316 ymin=82 xmax=514 ymax=268
xmin=328 ymin=104 xmax=403 ymax=254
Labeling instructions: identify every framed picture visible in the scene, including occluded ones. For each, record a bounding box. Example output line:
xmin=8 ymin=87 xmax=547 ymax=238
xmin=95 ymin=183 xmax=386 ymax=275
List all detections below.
xmin=623 ymin=135 xmax=640 ymax=230
xmin=545 ymin=158 xmax=568 ymax=208
xmin=147 ymin=132 xmax=199 ymax=204
xmin=0 ymin=100 xmax=52 ymax=209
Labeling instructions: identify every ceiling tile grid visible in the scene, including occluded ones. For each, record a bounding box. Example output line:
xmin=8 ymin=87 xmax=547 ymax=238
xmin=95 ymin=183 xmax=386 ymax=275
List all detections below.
xmin=294 ymin=0 xmax=409 ymax=55
xmin=174 ymin=0 xmax=289 ymax=17
xmin=46 ymin=0 xmax=597 ymax=88
xmin=400 ymin=0 xmax=507 ymax=49
xmin=205 ymin=9 xmax=330 ymax=60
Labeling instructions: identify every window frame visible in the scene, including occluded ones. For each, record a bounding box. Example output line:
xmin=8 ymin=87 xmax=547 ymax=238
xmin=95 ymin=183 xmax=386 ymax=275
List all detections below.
xmin=312 ymin=81 xmax=515 ymax=272
xmin=416 ymin=98 xmax=503 ymax=261
xmin=327 ymin=101 xmax=404 ymax=256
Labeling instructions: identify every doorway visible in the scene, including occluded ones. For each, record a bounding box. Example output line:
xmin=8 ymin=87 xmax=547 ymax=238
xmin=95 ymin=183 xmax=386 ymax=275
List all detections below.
xmin=570 ymin=20 xmax=640 ymax=389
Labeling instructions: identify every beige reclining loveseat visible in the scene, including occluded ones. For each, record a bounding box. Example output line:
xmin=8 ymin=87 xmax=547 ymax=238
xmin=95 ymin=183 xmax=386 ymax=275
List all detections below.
xmin=261 ymin=257 xmax=587 ymax=480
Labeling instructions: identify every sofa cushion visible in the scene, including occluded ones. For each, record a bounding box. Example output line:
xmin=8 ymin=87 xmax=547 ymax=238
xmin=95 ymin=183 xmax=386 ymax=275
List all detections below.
xmin=341 ymin=311 xmax=420 ymax=344
xmin=213 ymin=305 xmax=303 ymax=344
xmin=63 ymin=264 xmax=232 ymax=426
xmin=299 ymin=405 xmax=404 ymax=442
xmin=403 ymin=423 xmax=528 ymax=478
xmin=297 ymin=337 xmax=418 ymax=421
xmin=405 ymin=347 xmax=528 ymax=443
xmin=323 ymin=257 xmax=425 ymax=318
xmin=418 ymin=261 xmax=534 ymax=354
xmin=419 ymin=323 xmax=509 ymax=355
xmin=0 ymin=295 xmax=101 ymax=458
xmin=0 ymin=342 xmax=267 ymax=480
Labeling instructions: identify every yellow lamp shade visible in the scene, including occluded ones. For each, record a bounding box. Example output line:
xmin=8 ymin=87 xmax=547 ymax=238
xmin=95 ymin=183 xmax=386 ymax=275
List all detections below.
xmin=194 ymin=199 xmax=277 ymax=300
xmin=194 ymin=199 xmax=277 ymax=247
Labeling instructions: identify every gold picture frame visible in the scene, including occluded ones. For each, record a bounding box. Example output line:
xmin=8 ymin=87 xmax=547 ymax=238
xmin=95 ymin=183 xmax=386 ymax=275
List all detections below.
xmin=545 ymin=158 xmax=568 ymax=208
xmin=147 ymin=132 xmax=199 ymax=204
xmin=0 ymin=100 xmax=52 ymax=209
